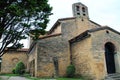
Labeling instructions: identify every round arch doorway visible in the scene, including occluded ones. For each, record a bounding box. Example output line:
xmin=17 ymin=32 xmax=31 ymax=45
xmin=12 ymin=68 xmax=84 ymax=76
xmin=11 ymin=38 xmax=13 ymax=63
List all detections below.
xmin=105 ymin=42 xmax=116 ymax=74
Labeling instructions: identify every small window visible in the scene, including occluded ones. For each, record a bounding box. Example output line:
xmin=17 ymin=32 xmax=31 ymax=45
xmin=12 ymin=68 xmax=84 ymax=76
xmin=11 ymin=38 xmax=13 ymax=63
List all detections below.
xmin=76 ymin=6 xmax=80 ymax=11
xmin=82 ymin=7 xmax=85 ymax=12
xmin=77 ymin=13 xmax=80 ymax=15
xmin=106 ymin=30 xmax=109 ymax=34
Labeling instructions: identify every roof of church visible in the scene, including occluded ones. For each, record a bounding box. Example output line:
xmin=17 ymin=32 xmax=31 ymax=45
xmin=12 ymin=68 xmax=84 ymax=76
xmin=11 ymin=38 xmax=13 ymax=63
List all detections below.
xmin=39 ymin=33 xmax=61 ymax=39
xmin=5 ymin=48 xmax=28 ymax=52
xmin=28 ymin=33 xmax=61 ymax=54
xmin=47 ymin=17 xmax=101 ymax=34
xmin=89 ymin=20 xmax=101 ymax=27
xmin=47 ymin=17 xmax=76 ymax=34
xmin=69 ymin=26 xmax=120 ymax=43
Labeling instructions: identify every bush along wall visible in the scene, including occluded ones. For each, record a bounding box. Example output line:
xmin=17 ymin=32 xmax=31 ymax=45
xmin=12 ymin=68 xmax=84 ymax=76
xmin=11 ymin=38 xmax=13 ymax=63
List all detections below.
xmin=66 ymin=64 xmax=76 ymax=78
xmin=13 ymin=61 xmax=26 ymax=75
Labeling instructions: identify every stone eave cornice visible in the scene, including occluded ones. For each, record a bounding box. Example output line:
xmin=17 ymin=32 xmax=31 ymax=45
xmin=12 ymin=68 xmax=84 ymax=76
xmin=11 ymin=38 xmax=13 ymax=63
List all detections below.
xmin=88 ymin=26 xmax=120 ymax=35
xmin=69 ymin=30 xmax=91 ymax=43
xmin=70 ymin=26 xmax=120 ymax=43
xmin=89 ymin=20 xmax=101 ymax=27
xmin=5 ymin=48 xmax=28 ymax=52
xmin=39 ymin=33 xmax=62 ymax=40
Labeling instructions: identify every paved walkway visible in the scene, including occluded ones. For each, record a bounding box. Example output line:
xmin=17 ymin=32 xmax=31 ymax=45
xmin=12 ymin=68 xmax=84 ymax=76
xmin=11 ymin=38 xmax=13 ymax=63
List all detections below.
xmin=8 ymin=76 xmax=30 ymax=80
xmin=0 ymin=76 xmax=30 ymax=80
xmin=0 ymin=76 xmax=57 ymax=80
xmin=0 ymin=76 xmax=9 ymax=80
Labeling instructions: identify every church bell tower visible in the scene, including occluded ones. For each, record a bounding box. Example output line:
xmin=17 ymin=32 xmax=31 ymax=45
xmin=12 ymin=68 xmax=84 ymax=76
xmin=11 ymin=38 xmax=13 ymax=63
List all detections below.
xmin=72 ymin=2 xmax=89 ymax=19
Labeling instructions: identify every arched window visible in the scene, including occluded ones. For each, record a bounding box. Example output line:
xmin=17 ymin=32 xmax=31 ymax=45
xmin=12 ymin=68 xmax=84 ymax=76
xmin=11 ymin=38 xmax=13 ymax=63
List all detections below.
xmin=82 ymin=7 xmax=85 ymax=12
xmin=76 ymin=6 xmax=80 ymax=11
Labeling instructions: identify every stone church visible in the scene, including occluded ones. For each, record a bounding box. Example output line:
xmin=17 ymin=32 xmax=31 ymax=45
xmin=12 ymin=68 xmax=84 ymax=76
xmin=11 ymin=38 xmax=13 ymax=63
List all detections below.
xmin=0 ymin=2 xmax=120 ymax=80
xmin=28 ymin=2 xmax=120 ymax=79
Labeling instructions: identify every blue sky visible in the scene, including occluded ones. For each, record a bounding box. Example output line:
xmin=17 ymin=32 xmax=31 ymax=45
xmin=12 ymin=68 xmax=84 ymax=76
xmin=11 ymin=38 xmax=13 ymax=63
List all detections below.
xmin=48 ymin=0 xmax=120 ymax=31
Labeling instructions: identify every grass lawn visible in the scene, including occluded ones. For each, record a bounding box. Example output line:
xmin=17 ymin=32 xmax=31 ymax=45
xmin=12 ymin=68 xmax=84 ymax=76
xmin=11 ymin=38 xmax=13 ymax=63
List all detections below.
xmin=0 ymin=73 xmax=19 ymax=76
xmin=27 ymin=77 xmax=83 ymax=80
xmin=57 ymin=78 xmax=83 ymax=80
xmin=0 ymin=74 xmax=85 ymax=80
xmin=20 ymin=75 xmax=84 ymax=80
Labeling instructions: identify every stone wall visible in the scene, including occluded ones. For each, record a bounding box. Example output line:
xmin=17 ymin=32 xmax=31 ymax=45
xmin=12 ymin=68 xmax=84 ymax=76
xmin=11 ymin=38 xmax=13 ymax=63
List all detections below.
xmin=71 ymin=29 xmax=120 ymax=80
xmin=91 ymin=29 xmax=120 ymax=79
xmin=70 ymin=37 xmax=96 ymax=79
xmin=61 ymin=18 xmax=100 ymax=40
xmin=50 ymin=24 xmax=61 ymax=35
xmin=30 ymin=17 xmax=102 ymax=78
xmin=36 ymin=35 xmax=70 ymax=77
xmin=28 ymin=43 xmax=38 ymax=77
xmin=1 ymin=50 xmax=28 ymax=73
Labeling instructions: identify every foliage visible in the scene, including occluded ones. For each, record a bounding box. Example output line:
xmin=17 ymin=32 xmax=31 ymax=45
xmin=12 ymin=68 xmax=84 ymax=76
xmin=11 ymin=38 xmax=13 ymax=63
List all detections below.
xmin=12 ymin=68 xmax=15 ymax=74
xmin=15 ymin=61 xmax=26 ymax=75
xmin=0 ymin=0 xmax=52 ymax=56
xmin=66 ymin=64 xmax=76 ymax=78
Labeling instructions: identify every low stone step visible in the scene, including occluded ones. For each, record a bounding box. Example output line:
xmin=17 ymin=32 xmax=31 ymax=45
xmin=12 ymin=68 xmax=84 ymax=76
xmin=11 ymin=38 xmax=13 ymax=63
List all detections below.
xmin=111 ymin=76 xmax=120 ymax=78
xmin=105 ymin=73 xmax=120 ymax=80
xmin=113 ymin=78 xmax=120 ymax=80
xmin=105 ymin=77 xmax=114 ymax=80
xmin=108 ymin=73 xmax=120 ymax=76
xmin=110 ymin=75 xmax=120 ymax=77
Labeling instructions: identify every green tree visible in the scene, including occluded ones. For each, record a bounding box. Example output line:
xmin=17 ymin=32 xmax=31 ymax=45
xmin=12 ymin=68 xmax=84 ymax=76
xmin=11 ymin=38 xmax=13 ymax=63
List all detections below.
xmin=0 ymin=0 xmax=52 ymax=56
xmin=15 ymin=61 xmax=25 ymax=75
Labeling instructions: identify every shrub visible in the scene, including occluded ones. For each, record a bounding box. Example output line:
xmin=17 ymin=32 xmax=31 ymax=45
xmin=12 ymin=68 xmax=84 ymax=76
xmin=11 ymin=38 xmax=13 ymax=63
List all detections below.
xmin=15 ymin=61 xmax=25 ymax=75
xmin=66 ymin=64 xmax=75 ymax=78
xmin=12 ymin=68 xmax=15 ymax=74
